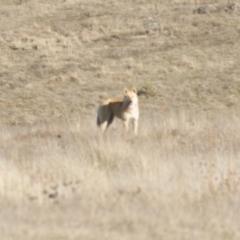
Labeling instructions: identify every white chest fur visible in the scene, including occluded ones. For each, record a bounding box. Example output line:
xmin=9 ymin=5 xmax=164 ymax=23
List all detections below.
xmin=126 ymin=102 xmax=139 ymax=119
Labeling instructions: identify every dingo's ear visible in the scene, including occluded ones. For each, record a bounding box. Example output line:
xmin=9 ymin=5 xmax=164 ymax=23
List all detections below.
xmin=132 ymin=87 xmax=137 ymax=93
xmin=124 ymin=88 xmax=128 ymax=94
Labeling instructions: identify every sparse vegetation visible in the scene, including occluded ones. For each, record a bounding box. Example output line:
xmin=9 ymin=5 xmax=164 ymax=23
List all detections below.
xmin=1 ymin=0 xmax=240 ymax=239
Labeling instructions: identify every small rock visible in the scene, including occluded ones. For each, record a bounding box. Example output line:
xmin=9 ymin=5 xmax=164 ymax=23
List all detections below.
xmin=229 ymin=3 xmax=240 ymax=11
xmin=194 ymin=4 xmax=217 ymax=14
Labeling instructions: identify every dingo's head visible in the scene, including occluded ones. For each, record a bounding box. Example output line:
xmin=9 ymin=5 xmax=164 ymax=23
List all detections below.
xmin=123 ymin=87 xmax=138 ymax=106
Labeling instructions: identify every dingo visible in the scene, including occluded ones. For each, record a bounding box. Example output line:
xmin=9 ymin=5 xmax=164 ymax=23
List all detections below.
xmin=97 ymin=87 xmax=139 ymax=136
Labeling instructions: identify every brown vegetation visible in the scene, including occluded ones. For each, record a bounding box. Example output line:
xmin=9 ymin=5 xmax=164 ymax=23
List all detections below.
xmin=1 ymin=0 xmax=240 ymax=239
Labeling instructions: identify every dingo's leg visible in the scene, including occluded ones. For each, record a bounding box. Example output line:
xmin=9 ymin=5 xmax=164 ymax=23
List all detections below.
xmin=133 ymin=119 xmax=138 ymax=136
xmin=100 ymin=121 xmax=108 ymax=133
xmin=123 ymin=119 xmax=129 ymax=134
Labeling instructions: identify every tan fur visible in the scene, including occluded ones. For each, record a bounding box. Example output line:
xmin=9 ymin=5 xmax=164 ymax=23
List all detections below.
xmin=97 ymin=87 xmax=139 ymax=136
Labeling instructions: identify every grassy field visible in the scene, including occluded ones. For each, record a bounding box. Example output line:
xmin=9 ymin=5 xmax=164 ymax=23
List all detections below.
xmin=1 ymin=0 xmax=240 ymax=239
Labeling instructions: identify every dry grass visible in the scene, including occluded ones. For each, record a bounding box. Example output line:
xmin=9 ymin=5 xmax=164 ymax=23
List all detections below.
xmin=1 ymin=110 xmax=240 ymax=239
xmin=1 ymin=0 xmax=240 ymax=239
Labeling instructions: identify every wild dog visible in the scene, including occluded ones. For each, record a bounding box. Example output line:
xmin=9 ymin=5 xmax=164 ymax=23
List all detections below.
xmin=97 ymin=87 xmax=139 ymax=136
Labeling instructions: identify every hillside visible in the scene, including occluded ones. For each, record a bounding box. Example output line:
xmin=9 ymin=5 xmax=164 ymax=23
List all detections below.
xmin=1 ymin=0 xmax=240 ymax=239
xmin=1 ymin=0 xmax=240 ymax=125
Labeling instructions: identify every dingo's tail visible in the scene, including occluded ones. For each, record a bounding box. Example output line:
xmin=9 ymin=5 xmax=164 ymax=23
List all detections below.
xmin=97 ymin=115 xmax=100 ymax=126
xmin=97 ymin=106 xmax=114 ymax=131
xmin=107 ymin=113 xmax=114 ymax=128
